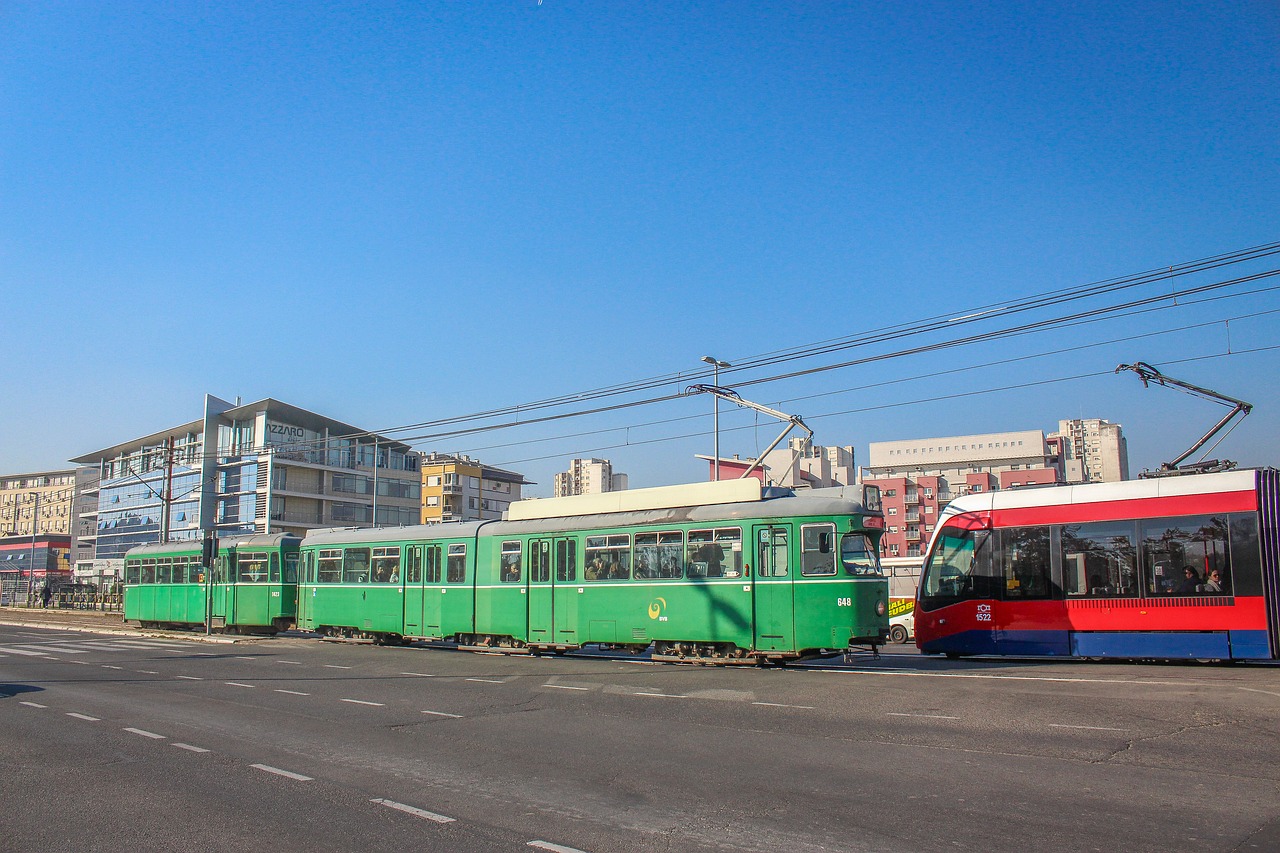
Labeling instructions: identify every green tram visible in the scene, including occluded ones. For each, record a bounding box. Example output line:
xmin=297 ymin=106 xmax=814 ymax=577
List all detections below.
xmin=122 ymin=533 xmax=300 ymax=634
xmin=297 ymin=480 xmax=889 ymax=663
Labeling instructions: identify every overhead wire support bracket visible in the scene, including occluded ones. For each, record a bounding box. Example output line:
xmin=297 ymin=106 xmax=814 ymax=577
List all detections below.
xmin=685 ymin=384 xmax=814 ymax=480
xmin=1115 ymin=361 xmax=1253 ymax=477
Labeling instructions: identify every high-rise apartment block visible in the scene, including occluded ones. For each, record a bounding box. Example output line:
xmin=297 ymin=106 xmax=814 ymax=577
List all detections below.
xmin=420 ymin=453 xmax=529 ymax=523
xmin=554 ymin=458 xmax=628 ymax=497
xmin=1049 ymin=418 xmax=1129 ymax=484
xmin=697 ymin=439 xmax=856 ymax=489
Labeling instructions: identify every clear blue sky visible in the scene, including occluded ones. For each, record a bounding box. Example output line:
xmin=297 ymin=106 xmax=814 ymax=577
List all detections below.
xmin=2 ymin=1 xmax=1278 ymax=495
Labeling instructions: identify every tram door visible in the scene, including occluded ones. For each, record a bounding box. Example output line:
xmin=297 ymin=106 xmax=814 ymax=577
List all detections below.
xmin=209 ymin=552 xmax=234 ymax=627
xmin=752 ymin=524 xmax=795 ymax=651
xmin=402 ymin=546 xmax=425 ymax=636
xmin=420 ymin=546 xmax=444 ymax=637
xmin=295 ymin=551 xmax=313 ymax=630
xmin=552 ymin=538 xmax=579 ymax=645
xmin=528 ymin=540 xmax=554 ymax=645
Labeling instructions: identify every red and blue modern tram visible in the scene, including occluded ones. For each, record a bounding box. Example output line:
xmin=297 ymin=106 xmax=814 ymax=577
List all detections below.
xmin=914 ymin=469 xmax=1280 ymax=660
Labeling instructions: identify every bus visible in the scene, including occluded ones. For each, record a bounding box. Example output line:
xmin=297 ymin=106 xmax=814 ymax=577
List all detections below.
xmin=297 ymin=479 xmax=889 ymax=663
xmin=123 ymin=533 xmax=300 ymax=633
xmin=914 ymin=469 xmax=1280 ymax=661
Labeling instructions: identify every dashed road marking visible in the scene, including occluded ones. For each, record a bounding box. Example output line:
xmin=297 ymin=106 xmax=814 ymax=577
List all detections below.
xmin=0 ymin=646 xmax=50 ymax=656
xmin=135 ymin=670 xmax=159 ymax=675
xmin=400 ymin=672 xmax=436 ymax=677
xmin=67 ymin=713 xmax=100 ymax=721
xmin=421 ymin=710 xmax=462 ymax=718
xmin=101 ymin=665 xmax=123 ymax=670
xmin=175 ymin=675 xmax=202 ymax=680
xmin=529 ymin=841 xmax=591 ymax=853
xmin=544 ymin=684 xmax=590 ymax=691
xmin=172 ymin=743 xmax=211 ymax=753
xmin=324 ymin=664 xmax=351 ymax=670
xmin=888 ymin=712 xmax=960 ymax=720
xmin=225 ymin=682 xmax=255 ymax=688
xmin=277 ymin=660 xmax=304 ymax=665
xmin=340 ymin=698 xmax=385 ymax=706
xmin=634 ymin=692 xmax=686 ymax=699
xmin=371 ymin=798 xmax=456 ymax=823
xmin=124 ymin=727 xmax=166 ymax=739
xmin=1050 ymin=723 xmax=1129 ymax=732
xmin=466 ymin=678 xmax=504 ymax=684
xmin=235 ymin=656 xmax=256 ymax=660
xmin=753 ymin=701 xmax=815 ymax=710
xmin=19 ymin=701 xmax=47 ymax=708
xmin=251 ymin=764 xmax=312 ymax=781
xmin=275 ymin=689 xmax=310 ymax=696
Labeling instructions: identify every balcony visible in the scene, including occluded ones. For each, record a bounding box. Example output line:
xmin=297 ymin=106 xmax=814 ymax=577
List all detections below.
xmin=441 ymin=483 xmax=462 ymax=495
xmin=903 ymin=492 xmax=920 ymax=505
xmin=905 ymin=528 xmax=922 ymax=541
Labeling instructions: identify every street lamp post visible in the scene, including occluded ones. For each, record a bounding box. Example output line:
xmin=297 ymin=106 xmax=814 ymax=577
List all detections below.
xmin=701 ymin=355 xmax=732 ymax=481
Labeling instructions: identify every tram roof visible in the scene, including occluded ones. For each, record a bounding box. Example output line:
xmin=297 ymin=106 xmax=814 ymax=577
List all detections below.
xmin=123 ymin=532 xmax=300 ymax=558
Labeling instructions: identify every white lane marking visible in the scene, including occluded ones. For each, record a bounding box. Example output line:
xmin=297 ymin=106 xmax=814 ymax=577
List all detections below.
xmin=70 ymin=660 xmax=88 ymax=665
xmin=823 ymin=668 xmax=1205 ymax=688
xmin=1239 ymin=687 xmax=1280 ymax=698
xmin=67 ymin=713 xmax=100 ymax=721
xmin=543 ymin=684 xmax=590 ymax=691
xmin=0 ymin=646 xmax=50 ymax=656
xmin=634 ymin=692 xmax=687 ymax=699
xmin=235 ymin=656 xmax=256 ymax=660
xmin=135 ymin=670 xmax=160 ymax=675
xmin=25 ymin=645 xmax=89 ymax=654
xmin=340 ymin=699 xmax=385 ymax=706
xmin=421 ymin=710 xmax=462 ymax=718
xmin=371 ymin=798 xmax=456 ymax=823
xmin=753 ymin=702 xmax=815 ymax=710
xmin=101 ymin=665 xmax=123 ymax=670
xmin=888 ymin=712 xmax=960 ymax=720
xmin=45 ymin=656 xmax=61 ymax=660
xmin=529 ymin=841 xmax=591 ymax=853
xmin=175 ymin=675 xmax=203 ymax=680
xmin=172 ymin=743 xmax=211 ymax=753
xmin=19 ymin=701 xmax=47 ymax=708
xmin=466 ymin=678 xmax=505 ymax=684
xmin=276 ymin=660 xmax=304 ymax=665
xmin=275 ymin=689 xmax=310 ymax=696
xmin=124 ymin=727 xmax=166 ymax=739
xmin=225 ymin=682 xmax=255 ymax=688
xmin=251 ymin=764 xmax=312 ymax=781
xmin=324 ymin=664 xmax=352 ymax=669
xmin=400 ymin=672 xmax=436 ymax=677
xmin=1049 ymin=723 xmax=1129 ymax=732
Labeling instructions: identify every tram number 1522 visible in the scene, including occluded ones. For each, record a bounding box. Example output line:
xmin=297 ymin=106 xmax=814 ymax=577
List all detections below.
xmin=976 ymin=603 xmax=992 ymax=622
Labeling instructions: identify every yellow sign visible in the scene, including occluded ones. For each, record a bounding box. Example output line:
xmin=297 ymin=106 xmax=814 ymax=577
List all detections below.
xmin=889 ymin=598 xmax=915 ymax=618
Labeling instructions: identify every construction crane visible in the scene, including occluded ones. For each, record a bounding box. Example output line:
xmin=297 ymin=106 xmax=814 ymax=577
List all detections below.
xmin=1115 ymin=361 xmax=1253 ymax=477
xmin=684 ymin=384 xmax=813 ymax=481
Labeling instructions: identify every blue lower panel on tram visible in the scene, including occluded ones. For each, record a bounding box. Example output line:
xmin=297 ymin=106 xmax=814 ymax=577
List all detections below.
xmin=1070 ymin=631 xmax=1231 ymax=659
xmin=1226 ymin=630 xmax=1273 ymax=660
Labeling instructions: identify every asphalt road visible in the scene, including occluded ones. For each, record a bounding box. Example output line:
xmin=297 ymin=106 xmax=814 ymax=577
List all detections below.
xmin=2 ymin=622 xmax=1278 ymax=852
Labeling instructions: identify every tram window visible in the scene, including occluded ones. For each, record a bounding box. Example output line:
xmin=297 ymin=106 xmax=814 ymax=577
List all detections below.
xmin=270 ymin=553 xmax=281 ymax=583
xmin=687 ymin=530 xmax=728 ymax=578
xmin=757 ymin=528 xmax=789 ymax=577
xmin=840 ymin=533 xmax=882 ymax=576
xmin=239 ymin=552 xmax=269 ymax=583
xmin=425 ymin=546 xmax=442 ymax=584
xmin=141 ymin=559 xmax=156 ymax=585
xmin=586 ymin=535 xmax=630 ymax=580
xmin=1140 ymin=514 xmax=1230 ymax=596
xmin=500 ymin=541 xmax=522 ymax=583
xmin=530 ymin=541 xmax=551 ymax=583
xmin=406 ymin=547 xmax=422 ymax=584
xmin=284 ymin=553 xmax=298 ymax=584
xmin=447 ymin=544 xmax=467 ymax=583
xmin=371 ymin=547 xmax=400 ymax=583
xmin=1000 ymin=527 xmax=1052 ymax=599
xmin=801 ymin=524 xmax=837 ymax=576
xmin=343 ymin=548 xmax=370 ymax=584
xmin=1061 ymin=521 xmax=1137 ymax=597
xmin=634 ymin=532 xmax=683 ymax=579
xmin=556 ymin=539 xmax=577 ymax=582
xmin=125 ymin=562 xmax=141 ymax=585
xmin=301 ymin=551 xmax=316 ymax=584
xmin=1226 ymin=511 xmax=1257 ymax=596
xmin=157 ymin=558 xmax=172 ymax=585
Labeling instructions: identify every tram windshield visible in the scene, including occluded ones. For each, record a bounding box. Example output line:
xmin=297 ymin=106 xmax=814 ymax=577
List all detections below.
xmin=840 ymin=533 xmax=883 ymax=576
xmin=920 ymin=527 xmax=988 ymax=603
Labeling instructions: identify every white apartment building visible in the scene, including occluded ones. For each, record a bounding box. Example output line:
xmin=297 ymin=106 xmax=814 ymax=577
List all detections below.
xmin=863 ymin=429 xmax=1057 ymax=489
xmin=1049 ymin=418 xmax=1129 ymax=484
xmin=697 ymin=439 xmax=856 ymax=489
xmin=554 ymin=458 xmax=628 ymax=497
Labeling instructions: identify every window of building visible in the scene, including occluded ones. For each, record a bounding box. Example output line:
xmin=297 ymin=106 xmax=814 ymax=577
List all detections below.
xmin=427 ymin=475 xmax=441 ymax=487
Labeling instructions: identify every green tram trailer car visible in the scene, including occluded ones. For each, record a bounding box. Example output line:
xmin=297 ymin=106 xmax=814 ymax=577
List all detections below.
xmin=297 ymin=479 xmax=890 ymax=663
xmin=123 ymin=533 xmax=300 ymax=634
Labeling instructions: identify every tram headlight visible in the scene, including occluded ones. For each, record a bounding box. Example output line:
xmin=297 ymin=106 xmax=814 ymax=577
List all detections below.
xmin=876 ymin=599 xmax=886 ymax=617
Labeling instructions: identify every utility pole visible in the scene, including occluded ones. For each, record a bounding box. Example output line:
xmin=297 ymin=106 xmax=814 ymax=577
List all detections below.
xmin=26 ymin=491 xmax=40 ymax=603
xmin=160 ymin=436 xmax=175 ymax=542
xmin=700 ymin=356 xmax=732 ymax=481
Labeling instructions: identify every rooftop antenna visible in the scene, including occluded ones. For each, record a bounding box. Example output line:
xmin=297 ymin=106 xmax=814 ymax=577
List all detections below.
xmin=1115 ymin=361 xmax=1252 ymax=477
